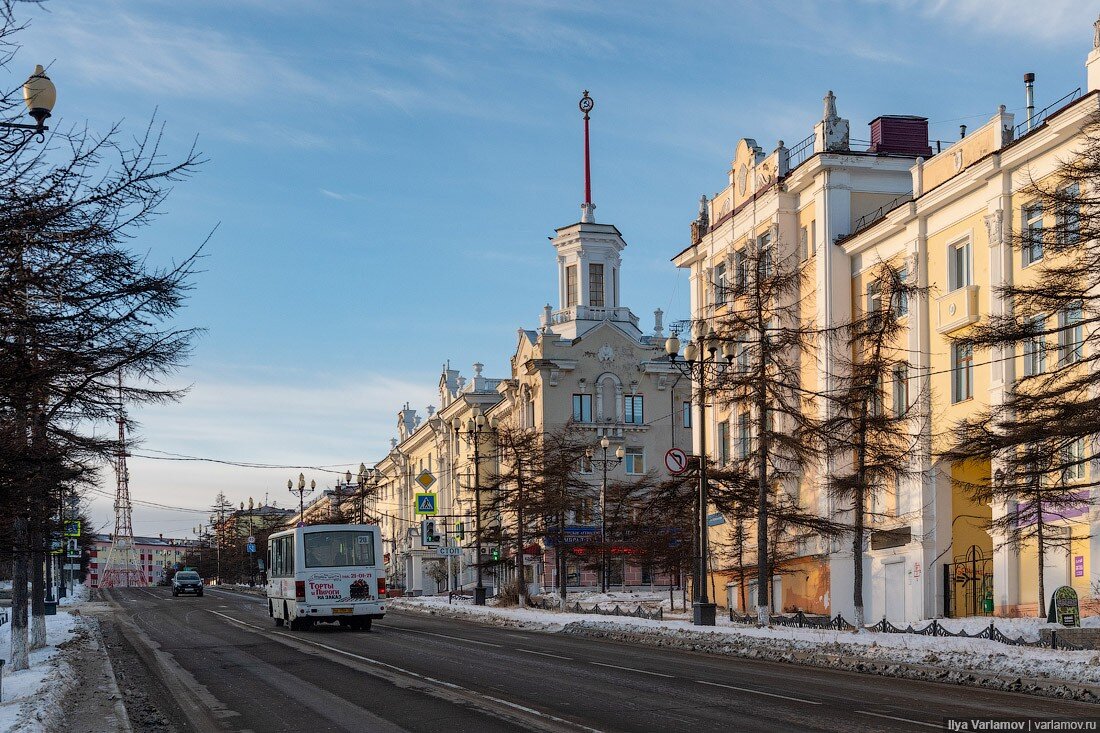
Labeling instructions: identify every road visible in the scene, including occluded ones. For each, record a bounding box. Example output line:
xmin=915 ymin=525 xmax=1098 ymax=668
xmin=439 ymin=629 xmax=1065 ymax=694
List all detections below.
xmin=100 ymin=587 xmax=1098 ymax=732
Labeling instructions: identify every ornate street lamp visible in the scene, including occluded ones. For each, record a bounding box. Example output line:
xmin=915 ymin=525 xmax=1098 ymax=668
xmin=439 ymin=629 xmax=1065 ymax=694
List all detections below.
xmin=665 ymin=323 xmax=734 ymax=626
xmin=586 ymin=437 xmax=624 ymax=593
xmin=289 ymin=473 xmax=315 ymax=527
xmin=453 ymin=406 xmax=499 ymax=605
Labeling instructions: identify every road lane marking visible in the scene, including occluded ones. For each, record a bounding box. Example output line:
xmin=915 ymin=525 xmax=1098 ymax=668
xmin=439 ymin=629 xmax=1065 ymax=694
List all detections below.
xmin=374 ymin=624 xmax=502 ymax=648
xmin=205 ymin=610 xmax=602 ymax=733
xmin=856 ymin=711 xmax=940 ymax=729
xmin=697 ymin=680 xmax=822 ymax=705
xmin=591 ymin=661 xmax=673 ymax=678
xmin=516 ymin=649 xmax=572 ymax=660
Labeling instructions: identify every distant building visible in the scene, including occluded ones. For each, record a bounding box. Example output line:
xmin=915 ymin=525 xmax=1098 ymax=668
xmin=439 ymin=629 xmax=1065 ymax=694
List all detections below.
xmin=87 ymin=534 xmax=198 ymax=587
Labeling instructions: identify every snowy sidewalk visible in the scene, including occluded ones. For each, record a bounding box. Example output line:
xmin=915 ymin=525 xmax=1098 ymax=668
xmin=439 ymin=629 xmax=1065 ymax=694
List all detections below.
xmin=0 ymin=585 xmax=130 ymax=733
xmin=392 ymin=593 xmax=1100 ymax=702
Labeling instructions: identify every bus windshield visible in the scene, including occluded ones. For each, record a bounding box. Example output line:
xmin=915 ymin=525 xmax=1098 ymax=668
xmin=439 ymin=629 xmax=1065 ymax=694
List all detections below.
xmin=304 ymin=530 xmax=376 ymax=568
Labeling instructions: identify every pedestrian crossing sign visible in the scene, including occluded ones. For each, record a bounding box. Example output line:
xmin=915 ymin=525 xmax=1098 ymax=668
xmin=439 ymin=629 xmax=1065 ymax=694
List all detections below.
xmin=415 ymin=493 xmax=438 ymax=515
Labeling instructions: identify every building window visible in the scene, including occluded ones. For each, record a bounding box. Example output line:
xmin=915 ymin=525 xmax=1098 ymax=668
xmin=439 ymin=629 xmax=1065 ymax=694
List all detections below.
xmin=867 ymin=281 xmax=882 ymax=313
xmin=572 ymin=393 xmax=592 ymax=422
xmin=1058 ymin=185 xmax=1081 ymax=245
xmin=624 ymin=448 xmax=645 ymax=474
xmin=894 ymin=266 xmax=908 ymax=317
xmin=734 ymin=249 xmax=748 ymax=293
xmin=870 ymin=375 xmax=884 ymax=417
xmin=757 ymin=232 xmax=773 ymax=279
xmin=714 ymin=262 xmax=728 ymax=304
xmin=949 ymin=239 xmax=971 ymax=291
xmin=566 ymin=265 xmax=578 ymax=307
xmin=892 ymin=364 xmax=909 ymax=416
xmin=951 ymin=343 xmax=973 ymax=403
xmin=623 ymin=395 xmax=644 ymax=425
xmin=717 ymin=420 xmax=729 ymax=465
xmin=1023 ymin=315 xmax=1046 ymax=376
xmin=737 ymin=412 xmax=751 ymax=459
xmin=682 ymin=401 xmax=692 ymax=428
xmin=1024 ymin=203 xmax=1043 ymax=266
xmin=1062 ymin=437 xmax=1086 ymax=482
xmin=799 ymin=226 xmax=810 ymax=262
xmin=589 ymin=263 xmax=604 ymax=307
xmin=811 ymin=220 xmax=817 ymax=256
xmin=1059 ymin=303 xmax=1083 ymax=365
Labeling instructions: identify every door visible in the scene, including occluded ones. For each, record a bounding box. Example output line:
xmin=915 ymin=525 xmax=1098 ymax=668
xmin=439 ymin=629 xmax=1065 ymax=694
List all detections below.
xmin=884 ymin=561 xmax=905 ymax=625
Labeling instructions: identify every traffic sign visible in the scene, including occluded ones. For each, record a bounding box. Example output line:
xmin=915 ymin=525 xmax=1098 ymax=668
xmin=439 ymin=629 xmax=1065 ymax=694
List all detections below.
xmin=62 ymin=563 xmax=80 ymax=571
xmin=63 ymin=521 xmax=81 ymax=537
xmin=665 ymin=448 xmax=689 ymax=475
xmin=436 ymin=546 xmax=462 ymax=557
xmin=246 ymin=543 xmax=256 ymax=554
xmin=415 ymin=469 xmax=437 ymax=490
xmin=247 ymin=535 xmax=255 ymax=544
xmin=65 ymin=538 xmax=80 ymax=558
xmin=414 ymin=493 xmax=438 ymax=515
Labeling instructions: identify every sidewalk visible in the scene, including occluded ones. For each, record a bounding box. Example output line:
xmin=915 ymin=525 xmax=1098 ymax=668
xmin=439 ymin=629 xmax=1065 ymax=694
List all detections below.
xmin=392 ymin=594 xmax=1100 ymax=703
xmin=0 ymin=585 xmax=131 ymax=733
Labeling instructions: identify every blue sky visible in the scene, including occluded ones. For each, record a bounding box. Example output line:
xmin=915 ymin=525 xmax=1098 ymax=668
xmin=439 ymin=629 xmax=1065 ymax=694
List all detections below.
xmin=17 ymin=0 xmax=1096 ymax=535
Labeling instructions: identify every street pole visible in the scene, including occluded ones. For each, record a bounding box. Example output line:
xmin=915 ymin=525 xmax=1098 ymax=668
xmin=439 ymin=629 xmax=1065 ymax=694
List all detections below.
xmin=600 ymin=445 xmax=608 ymax=594
xmin=473 ymin=427 xmax=486 ymax=606
xmin=693 ymin=347 xmax=716 ymax=626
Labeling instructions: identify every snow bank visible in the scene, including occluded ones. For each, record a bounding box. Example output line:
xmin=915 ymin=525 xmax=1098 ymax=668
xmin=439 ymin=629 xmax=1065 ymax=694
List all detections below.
xmin=0 ymin=585 xmax=87 ymax=732
xmin=393 ymin=595 xmax=1100 ymax=700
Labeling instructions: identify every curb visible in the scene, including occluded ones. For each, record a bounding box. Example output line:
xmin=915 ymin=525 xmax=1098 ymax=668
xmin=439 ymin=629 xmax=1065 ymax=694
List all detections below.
xmin=392 ymin=601 xmax=1100 ymax=703
xmin=85 ymin=615 xmax=135 ymax=733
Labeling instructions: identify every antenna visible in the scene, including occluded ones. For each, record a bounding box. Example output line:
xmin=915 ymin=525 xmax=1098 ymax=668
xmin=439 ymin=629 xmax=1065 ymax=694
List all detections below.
xmin=98 ymin=372 xmax=146 ymax=588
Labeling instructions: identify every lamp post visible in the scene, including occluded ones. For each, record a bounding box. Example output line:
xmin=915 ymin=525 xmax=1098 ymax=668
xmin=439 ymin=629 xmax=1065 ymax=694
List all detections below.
xmin=664 ymin=325 xmax=733 ymax=626
xmin=342 ymin=463 xmax=374 ymax=524
xmin=240 ymin=498 xmax=256 ymax=586
xmin=193 ymin=524 xmax=204 ymax=575
xmin=453 ymin=406 xmax=498 ymax=605
xmin=586 ymin=437 xmax=624 ymax=593
xmin=288 ymin=473 xmax=316 ymax=527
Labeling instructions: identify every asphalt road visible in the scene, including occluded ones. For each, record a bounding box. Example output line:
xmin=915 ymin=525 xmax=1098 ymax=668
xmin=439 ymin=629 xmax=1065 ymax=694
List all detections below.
xmin=101 ymin=587 xmax=1099 ymax=732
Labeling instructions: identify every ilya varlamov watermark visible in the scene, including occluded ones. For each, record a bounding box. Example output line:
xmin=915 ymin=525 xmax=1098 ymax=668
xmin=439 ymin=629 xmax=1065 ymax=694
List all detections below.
xmin=945 ymin=720 xmax=1098 ymax=731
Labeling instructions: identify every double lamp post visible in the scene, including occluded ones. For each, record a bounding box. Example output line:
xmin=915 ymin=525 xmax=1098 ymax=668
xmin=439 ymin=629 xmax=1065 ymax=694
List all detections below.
xmin=452 ymin=405 xmax=497 ymax=606
xmin=664 ymin=325 xmax=735 ymax=627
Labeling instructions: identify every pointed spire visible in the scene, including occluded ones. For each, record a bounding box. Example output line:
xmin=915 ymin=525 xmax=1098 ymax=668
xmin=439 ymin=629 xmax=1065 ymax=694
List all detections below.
xmin=579 ymin=90 xmax=596 ymax=223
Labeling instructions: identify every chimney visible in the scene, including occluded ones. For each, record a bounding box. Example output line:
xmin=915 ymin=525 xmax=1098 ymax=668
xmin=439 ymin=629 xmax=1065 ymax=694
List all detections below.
xmin=868 ymin=116 xmax=932 ymax=157
xmin=1024 ymin=72 xmax=1036 ymax=131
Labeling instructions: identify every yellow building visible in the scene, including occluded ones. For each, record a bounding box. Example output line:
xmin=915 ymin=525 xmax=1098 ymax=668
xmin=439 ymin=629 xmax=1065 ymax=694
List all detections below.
xmin=675 ymin=22 xmax=1100 ymax=622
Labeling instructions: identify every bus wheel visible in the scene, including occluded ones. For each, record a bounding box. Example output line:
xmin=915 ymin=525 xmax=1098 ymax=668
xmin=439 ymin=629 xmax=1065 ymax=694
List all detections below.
xmin=352 ymin=618 xmax=372 ymax=632
xmin=273 ymin=602 xmax=284 ymax=627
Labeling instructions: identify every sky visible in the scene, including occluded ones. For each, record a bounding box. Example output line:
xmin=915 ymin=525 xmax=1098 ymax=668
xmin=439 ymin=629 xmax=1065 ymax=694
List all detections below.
xmin=13 ymin=0 xmax=1098 ymax=537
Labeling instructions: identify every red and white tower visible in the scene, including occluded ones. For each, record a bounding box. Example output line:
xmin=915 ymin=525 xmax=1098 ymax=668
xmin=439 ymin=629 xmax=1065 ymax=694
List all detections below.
xmin=99 ymin=375 xmax=146 ymax=588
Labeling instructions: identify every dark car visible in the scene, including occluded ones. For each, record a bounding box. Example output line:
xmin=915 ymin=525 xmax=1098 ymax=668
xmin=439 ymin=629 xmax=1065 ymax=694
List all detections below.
xmin=172 ymin=570 xmax=203 ymax=597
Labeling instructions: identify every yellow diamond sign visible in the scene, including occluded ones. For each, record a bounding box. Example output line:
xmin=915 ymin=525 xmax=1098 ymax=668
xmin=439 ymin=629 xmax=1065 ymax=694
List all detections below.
xmin=416 ymin=469 xmax=436 ymax=491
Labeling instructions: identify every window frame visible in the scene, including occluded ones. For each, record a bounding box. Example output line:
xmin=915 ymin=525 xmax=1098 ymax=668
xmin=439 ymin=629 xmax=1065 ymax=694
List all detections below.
xmin=588 ymin=263 xmax=605 ymax=307
xmin=624 ymin=448 xmax=645 ymax=475
xmin=1023 ymin=315 xmax=1047 ymax=376
xmin=623 ymin=394 xmax=644 ymax=425
xmin=951 ymin=342 xmax=974 ymax=403
xmin=1023 ymin=203 xmax=1044 ymax=266
xmin=949 ymin=238 xmax=972 ymax=291
xmin=571 ymin=393 xmax=592 ymax=423
xmin=566 ymin=265 xmax=578 ymax=307
xmin=1058 ymin=303 xmax=1083 ymax=365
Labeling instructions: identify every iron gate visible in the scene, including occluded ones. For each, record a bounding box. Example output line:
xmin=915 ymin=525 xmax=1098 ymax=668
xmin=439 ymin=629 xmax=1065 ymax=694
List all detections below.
xmin=943 ymin=544 xmax=993 ymax=618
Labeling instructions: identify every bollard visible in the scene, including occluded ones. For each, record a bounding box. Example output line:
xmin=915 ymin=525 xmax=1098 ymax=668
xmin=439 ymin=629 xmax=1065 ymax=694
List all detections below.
xmin=0 ymin=658 xmax=5 ymax=702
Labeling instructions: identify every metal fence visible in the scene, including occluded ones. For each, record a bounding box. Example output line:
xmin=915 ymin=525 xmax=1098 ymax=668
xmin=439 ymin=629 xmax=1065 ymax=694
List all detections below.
xmin=534 ymin=597 xmax=663 ymax=621
xmin=728 ymin=609 xmax=1086 ymax=651
xmin=1014 ymin=87 xmax=1083 ymax=139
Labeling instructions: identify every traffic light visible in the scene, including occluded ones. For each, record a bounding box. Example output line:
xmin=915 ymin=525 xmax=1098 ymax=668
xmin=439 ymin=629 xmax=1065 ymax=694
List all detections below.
xmin=455 ymin=522 xmax=464 ymax=541
xmin=421 ymin=519 xmax=440 ymax=546
xmin=489 ymin=547 xmax=500 ymax=561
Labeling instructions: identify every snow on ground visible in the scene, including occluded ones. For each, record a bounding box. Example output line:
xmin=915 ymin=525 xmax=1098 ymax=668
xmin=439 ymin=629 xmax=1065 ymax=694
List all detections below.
xmin=0 ymin=585 xmax=87 ymax=733
xmin=393 ymin=594 xmax=1100 ymax=689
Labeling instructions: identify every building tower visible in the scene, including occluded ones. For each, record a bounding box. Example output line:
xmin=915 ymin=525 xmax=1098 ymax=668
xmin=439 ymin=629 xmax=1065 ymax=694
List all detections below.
xmin=99 ymin=375 xmax=146 ymax=588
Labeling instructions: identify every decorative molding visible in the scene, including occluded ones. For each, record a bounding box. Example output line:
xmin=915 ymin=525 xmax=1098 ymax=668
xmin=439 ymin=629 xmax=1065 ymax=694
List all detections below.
xmin=984 ymin=209 xmax=1004 ymax=247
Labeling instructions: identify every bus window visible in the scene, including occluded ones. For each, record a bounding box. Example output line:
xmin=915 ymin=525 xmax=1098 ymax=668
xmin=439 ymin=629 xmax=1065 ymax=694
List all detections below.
xmin=304 ymin=531 xmax=375 ymax=568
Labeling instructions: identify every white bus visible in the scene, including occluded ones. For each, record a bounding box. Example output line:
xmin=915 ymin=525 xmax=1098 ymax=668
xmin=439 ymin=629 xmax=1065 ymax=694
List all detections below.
xmin=267 ymin=524 xmax=386 ymax=631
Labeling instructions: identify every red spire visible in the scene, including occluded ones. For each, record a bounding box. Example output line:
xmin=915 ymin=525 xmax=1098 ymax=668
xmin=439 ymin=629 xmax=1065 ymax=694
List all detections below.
xmin=579 ymin=90 xmax=594 ymax=208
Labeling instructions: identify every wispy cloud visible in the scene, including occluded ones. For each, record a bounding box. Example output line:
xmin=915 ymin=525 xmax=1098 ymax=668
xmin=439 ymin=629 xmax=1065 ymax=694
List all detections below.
xmin=319 ymin=188 xmax=368 ymax=202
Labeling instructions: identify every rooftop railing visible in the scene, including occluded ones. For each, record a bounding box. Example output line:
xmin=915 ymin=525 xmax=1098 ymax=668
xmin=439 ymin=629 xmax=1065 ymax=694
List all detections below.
xmin=1014 ymin=87 xmax=1082 ymax=139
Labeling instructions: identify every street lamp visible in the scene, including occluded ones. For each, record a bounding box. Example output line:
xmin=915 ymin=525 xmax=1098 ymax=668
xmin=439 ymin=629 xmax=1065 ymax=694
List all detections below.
xmin=0 ymin=65 xmax=56 ymax=153
xmin=340 ymin=463 xmax=375 ymax=524
xmin=453 ymin=406 xmax=498 ymax=605
xmin=289 ymin=473 xmax=315 ymax=527
xmin=586 ymin=437 xmax=624 ymax=593
xmin=240 ymin=498 xmax=256 ymax=586
xmin=664 ymin=324 xmax=733 ymax=626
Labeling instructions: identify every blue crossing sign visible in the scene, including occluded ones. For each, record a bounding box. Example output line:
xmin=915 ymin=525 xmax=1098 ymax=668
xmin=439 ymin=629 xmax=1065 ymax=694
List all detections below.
xmin=415 ymin=493 xmax=437 ymax=515
xmin=246 ymin=543 xmax=256 ymax=554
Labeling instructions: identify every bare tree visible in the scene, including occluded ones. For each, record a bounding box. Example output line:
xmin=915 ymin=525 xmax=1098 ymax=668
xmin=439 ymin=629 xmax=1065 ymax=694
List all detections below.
xmin=823 ymin=261 xmax=925 ymax=626
xmin=943 ymin=113 xmax=1100 ymax=617
xmin=710 ymin=231 xmax=822 ymax=624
